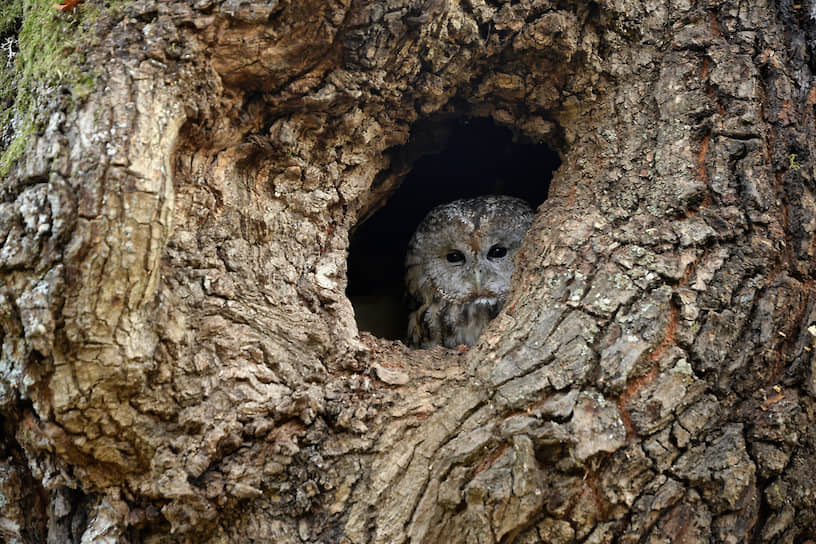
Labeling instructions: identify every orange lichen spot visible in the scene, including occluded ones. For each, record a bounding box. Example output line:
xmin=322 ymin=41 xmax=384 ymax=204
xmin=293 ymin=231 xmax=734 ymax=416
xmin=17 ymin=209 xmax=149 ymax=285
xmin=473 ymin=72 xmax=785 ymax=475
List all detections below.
xmin=697 ymin=133 xmax=711 ymax=185
xmin=55 ymin=0 xmax=83 ymax=12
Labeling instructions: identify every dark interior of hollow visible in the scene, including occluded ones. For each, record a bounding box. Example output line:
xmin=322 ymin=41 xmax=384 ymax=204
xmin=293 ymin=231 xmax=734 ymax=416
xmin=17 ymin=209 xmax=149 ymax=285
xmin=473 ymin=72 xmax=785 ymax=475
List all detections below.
xmin=347 ymin=117 xmax=560 ymax=342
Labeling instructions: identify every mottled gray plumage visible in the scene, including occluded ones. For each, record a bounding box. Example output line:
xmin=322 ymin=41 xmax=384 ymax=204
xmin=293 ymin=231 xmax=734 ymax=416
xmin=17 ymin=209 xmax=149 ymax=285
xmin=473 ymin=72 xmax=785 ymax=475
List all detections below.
xmin=405 ymin=195 xmax=534 ymax=348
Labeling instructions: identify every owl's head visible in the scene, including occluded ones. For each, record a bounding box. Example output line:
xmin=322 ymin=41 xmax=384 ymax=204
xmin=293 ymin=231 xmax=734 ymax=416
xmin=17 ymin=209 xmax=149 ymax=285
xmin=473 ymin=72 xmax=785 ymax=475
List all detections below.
xmin=405 ymin=196 xmax=534 ymax=306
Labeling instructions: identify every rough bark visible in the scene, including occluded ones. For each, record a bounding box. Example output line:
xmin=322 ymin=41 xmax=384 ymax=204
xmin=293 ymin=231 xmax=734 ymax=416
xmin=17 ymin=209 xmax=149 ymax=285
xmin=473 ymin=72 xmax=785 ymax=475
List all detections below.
xmin=1 ymin=0 xmax=816 ymax=542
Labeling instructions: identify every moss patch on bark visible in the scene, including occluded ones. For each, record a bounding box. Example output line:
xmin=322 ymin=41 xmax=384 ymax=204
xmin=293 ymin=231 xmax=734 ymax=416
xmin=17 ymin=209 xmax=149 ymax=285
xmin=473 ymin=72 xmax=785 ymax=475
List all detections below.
xmin=0 ymin=0 xmax=126 ymax=178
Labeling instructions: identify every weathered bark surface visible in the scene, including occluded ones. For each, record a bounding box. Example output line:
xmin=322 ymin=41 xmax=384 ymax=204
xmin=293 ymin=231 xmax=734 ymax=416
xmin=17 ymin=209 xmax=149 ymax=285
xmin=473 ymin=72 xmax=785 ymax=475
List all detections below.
xmin=1 ymin=0 xmax=816 ymax=542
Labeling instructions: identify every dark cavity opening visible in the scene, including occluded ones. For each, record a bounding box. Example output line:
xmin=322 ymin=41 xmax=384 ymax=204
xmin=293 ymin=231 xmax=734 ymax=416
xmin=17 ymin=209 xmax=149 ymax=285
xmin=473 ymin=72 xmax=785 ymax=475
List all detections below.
xmin=347 ymin=117 xmax=560 ymax=342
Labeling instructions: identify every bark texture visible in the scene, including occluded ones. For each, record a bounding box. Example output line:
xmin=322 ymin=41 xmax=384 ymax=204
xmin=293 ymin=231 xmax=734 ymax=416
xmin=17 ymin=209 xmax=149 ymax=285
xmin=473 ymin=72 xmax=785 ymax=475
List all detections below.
xmin=1 ymin=0 xmax=816 ymax=542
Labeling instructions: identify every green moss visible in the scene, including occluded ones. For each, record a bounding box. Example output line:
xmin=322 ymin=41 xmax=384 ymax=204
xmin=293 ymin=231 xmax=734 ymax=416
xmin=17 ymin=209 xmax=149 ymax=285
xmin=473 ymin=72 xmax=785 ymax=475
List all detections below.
xmin=0 ymin=1 xmax=24 ymax=177
xmin=0 ymin=3 xmax=24 ymax=36
xmin=0 ymin=0 xmax=129 ymax=178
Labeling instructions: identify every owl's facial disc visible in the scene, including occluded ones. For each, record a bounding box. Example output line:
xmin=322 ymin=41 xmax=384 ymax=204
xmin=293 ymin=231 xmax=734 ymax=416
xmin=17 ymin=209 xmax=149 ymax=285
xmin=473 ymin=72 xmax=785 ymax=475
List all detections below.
xmin=435 ymin=246 xmax=509 ymax=302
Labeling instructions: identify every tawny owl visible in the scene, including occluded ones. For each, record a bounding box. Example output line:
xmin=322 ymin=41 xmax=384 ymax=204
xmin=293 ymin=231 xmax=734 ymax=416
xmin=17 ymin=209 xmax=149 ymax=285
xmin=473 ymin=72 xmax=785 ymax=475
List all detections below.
xmin=405 ymin=195 xmax=534 ymax=349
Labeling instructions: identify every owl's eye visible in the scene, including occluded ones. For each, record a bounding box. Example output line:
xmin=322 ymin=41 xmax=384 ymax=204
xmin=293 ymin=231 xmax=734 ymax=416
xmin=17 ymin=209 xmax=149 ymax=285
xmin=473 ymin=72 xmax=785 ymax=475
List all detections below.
xmin=487 ymin=245 xmax=507 ymax=259
xmin=446 ymin=250 xmax=466 ymax=263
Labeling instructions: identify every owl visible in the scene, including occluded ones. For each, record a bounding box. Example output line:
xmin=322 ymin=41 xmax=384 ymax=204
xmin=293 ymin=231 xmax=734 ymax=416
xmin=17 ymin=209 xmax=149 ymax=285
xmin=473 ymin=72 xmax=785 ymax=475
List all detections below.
xmin=405 ymin=195 xmax=534 ymax=349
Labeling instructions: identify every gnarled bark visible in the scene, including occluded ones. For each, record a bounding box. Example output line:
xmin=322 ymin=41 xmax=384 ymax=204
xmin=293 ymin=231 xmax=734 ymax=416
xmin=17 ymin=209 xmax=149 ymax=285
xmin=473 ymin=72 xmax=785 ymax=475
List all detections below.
xmin=1 ymin=0 xmax=816 ymax=542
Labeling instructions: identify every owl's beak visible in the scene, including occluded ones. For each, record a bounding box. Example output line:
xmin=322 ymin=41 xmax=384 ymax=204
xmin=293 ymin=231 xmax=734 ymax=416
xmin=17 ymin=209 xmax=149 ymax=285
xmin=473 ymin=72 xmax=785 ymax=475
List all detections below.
xmin=474 ymin=268 xmax=481 ymax=291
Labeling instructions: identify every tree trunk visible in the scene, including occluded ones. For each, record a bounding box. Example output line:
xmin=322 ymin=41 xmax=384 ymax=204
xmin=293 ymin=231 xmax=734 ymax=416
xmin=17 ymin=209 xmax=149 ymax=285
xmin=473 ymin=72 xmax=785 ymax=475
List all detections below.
xmin=1 ymin=0 xmax=816 ymax=542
